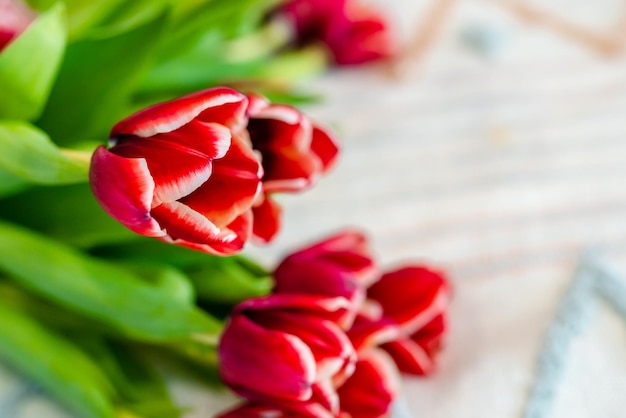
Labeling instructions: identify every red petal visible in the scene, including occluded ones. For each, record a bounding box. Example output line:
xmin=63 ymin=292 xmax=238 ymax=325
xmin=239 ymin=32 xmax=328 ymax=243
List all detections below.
xmin=109 ymin=134 xmax=214 ymax=207
xmin=367 ymin=266 xmax=450 ymax=334
xmin=248 ymin=106 xmax=322 ymax=193
xmin=179 ymin=133 xmax=261 ymax=228
xmin=197 ymin=98 xmax=249 ymax=132
xmin=412 ymin=314 xmax=446 ymax=356
xmin=311 ymin=125 xmax=339 ymax=172
xmin=248 ymin=311 xmax=356 ymax=384
xmin=260 ymin=153 xmax=321 ymax=193
xmin=276 ymin=230 xmax=379 ymax=288
xmin=111 ymin=87 xmax=246 ymax=137
xmin=291 ymin=230 xmax=372 ymax=263
xmin=380 ymin=337 xmax=436 ymax=376
xmin=158 ymin=210 xmax=250 ymax=256
xmin=219 ymin=315 xmax=316 ymax=402
xmin=251 ymin=194 xmax=282 ymax=243
xmin=89 ymin=146 xmax=163 ymax=237
xmin=337 ymin=349 xmax=400 ymax=418
xmin=151 ymin=201 xmax=227 ymax=244
xmin=245 ymin=93 xmax=270 ymax=115
xmin=237 ymin=294 xmax=353 ymax=326
xmin=148 ymin=119 xmax=232 ymax=159
xmin=347 ymin=315 xmax=401 ymax=352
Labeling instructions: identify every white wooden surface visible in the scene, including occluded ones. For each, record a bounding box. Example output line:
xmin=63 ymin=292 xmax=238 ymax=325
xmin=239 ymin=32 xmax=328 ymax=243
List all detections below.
xmin=5 ymin=1 xmax=626 ymax=417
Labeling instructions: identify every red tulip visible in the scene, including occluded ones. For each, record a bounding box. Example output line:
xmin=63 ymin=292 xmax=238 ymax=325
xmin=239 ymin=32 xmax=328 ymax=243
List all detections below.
xmin=90 ymin=87 xmax=262 ymax=255
xmin=337 ymin=348 xmax=400 ymax=418
xmin=278 ymin=0 xmax=394 ymax=65
xmin=273 ymin=230 xmax=378 ymax=328
xmin=218 ymin=294 xmax=356 ymax=412
xmin=0 ymin=0 xmax=35 ymax=51
xmin=246 ymin=94 xmax=339 ymax=242
xmin=216 ymin=349 xmax=398 ymax=418
xmin=216 ymin=388 xmax=336 ymax=418
xmin=350 ymin=266 xmax=450 ymax=375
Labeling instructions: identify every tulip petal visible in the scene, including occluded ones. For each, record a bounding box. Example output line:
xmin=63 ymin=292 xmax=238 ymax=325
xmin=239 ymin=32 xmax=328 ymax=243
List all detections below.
xmin=380 ymin=337 xmax=436 ymax=375
xmin=196 ymin=97 xmax=249 ymax=132
xmin=412 ymin=314 xmax=446 ymax=356
xmin=311 ymin=126 xmax=339 ymax=171
xmin=367 ymin=266 xmax=449 ymax=334
xmin=89 ymin=146 xmax=163 ymax=237
xmin=111 ymin=87 xmax=245 ymax=137
xmin=337 ymin=349 xmax=400 ymax=418
xmin=248 ymin=311 xmax=355 ymax=385
xmin=180 ymin=134 xmax=261 ymax=228
xmin=249 ymin=104 xmax=303 ymax=126
xmin=151 ymin=201 xmax=227 ymax=244
xmin=238 ymin=294 xmax=353 ymax=325
xmin=274 ymin=230 xmax=379 ymax=293
xmin=219 ymin=315 xmax=316 ymax=402
xmin=109 ymin=135 xmax=214 ymax=207
xmin=347 ymin=315 xmax=401 ymax=352
xmin=245 ymin=93 xmax=270 ymax=116
xmin=162 ymin=210 xmax=251 ymax=255
xmin=251 ymin=194 xmax=282 ymax=243
xmin=248 ymin=110 xmax=322 ymax=193
xmin=147 ymin=120 xmax=232 ymax=160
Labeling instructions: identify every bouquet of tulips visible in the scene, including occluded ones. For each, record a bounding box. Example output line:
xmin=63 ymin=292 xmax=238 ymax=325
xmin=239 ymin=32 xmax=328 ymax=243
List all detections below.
xmin=0 ymin=0 xmax=450 ymax=417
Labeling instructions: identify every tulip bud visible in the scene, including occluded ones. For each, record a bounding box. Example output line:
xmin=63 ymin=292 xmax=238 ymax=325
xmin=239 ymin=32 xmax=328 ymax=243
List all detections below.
xmin=278 ymin=0 xmax=394 ymax=65
xmin=273 ymin=230 xmax=378 ymax=328
xmin=246 ymin=94 xmax=339 ymax=242
xmin=89 ymin=87 xmax=262 ymax=255
xmin=218 ymin=294 xmax=356 ymax=412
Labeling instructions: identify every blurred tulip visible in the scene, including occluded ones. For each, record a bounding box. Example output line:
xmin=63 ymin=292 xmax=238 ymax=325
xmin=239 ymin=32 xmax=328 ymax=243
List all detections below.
xmin=273 ymin=230 xmax=378 ymax=328
xmin=350 ymin=266 xmax=450 ymax=375
xmin=246 ymin=94 xmax=339 ymax=242
xmin=218 ymin=294 xmax=356 ymax=412
xmin=278 ymin=0 xmax=394 ymax=65
xmin=0 ymin=0 xmax=35 ymax=51
xmin=90 ymin=87 xmax=262 ymax=255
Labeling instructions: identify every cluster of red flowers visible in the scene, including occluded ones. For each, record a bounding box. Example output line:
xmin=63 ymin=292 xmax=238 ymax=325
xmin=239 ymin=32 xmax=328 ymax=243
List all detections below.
xmin=277 ymin=0 xmax=394 ymax=66
xmin=217 ymin=231 xmax=450 ymax=417
xmin=90 ymin=87 xmax=338 ymax=255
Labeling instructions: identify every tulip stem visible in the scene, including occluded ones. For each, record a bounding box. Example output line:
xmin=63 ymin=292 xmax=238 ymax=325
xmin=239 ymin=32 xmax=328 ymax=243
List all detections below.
xmin=61 ymin=149 xmax=93 ymax=168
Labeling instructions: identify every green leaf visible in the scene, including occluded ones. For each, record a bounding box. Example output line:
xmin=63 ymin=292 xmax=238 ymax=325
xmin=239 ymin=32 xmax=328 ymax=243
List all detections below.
xmin=118 ymin=262 xmax=196 ymax=306
xmin=0 ymin=221 xmax=223 ymax=344
xmin=55 ymin=0 xmax=127 ymax=38
xmin=92 ymin=240 xmax=273 ymax=305
xmin=79 ymin=339 xmax=183 ymax=418
xmin=0 ymin=120 xmax=89 ymax=185
xmin=37 ymin=10 xmax=168 ymax=145
xmin=187 ymin=257 xmax=273 ymax=304
xmin=0 ymin=3 xmax=66 ymax=120
xmin=138 ymin=0 xmax=287 ymax=97
xmin=0 ymin=280 xmax=109 ymax=334
xmin=0 ymin=303 xmax=117 ymax=418
xmin=0 ymin=166 xmax=29 ymax=197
